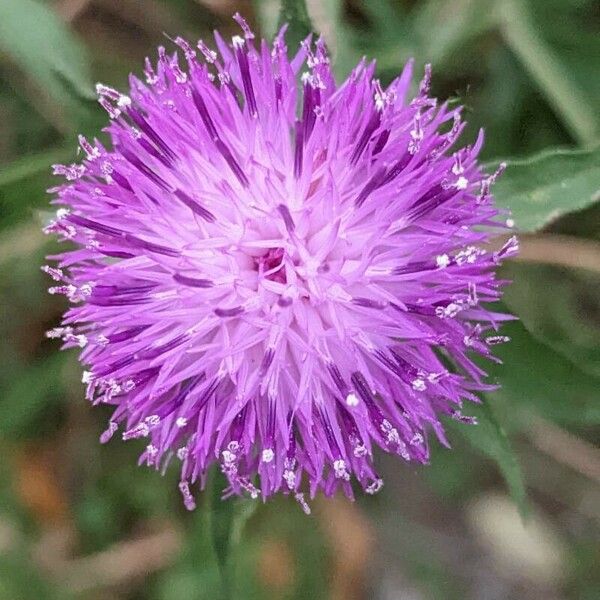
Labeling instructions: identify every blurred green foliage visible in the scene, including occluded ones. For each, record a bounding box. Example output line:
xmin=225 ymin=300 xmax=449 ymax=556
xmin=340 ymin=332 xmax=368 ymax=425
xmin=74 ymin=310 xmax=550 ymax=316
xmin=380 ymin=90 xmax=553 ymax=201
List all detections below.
xmin=0 ymin=1 xmax=599 ymax=599
xmin=488 ymin=144 xmax=600 ymax=232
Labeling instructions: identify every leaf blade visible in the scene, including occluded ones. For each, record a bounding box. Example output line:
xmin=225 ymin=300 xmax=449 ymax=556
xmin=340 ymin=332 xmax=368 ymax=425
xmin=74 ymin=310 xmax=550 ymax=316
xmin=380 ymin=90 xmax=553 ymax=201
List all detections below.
xmin=0 ymin=0 xmax=94 ymax=107
xmin=501 ymin=262 xmax=600 ymax=378
xmin=482 ymin=320 xmax=600 ymax=426
xmin=498 ymin=0 xmax=599 ymax=144
xmin=451 ymin=400 xmax=529 ymax=517
xmin=278 ymin=0 xmax=314 ymax=51
xmin=0 ymin=147 xmax=72 ymax=189
xmin=488 ymin=143 xmax=600 ymax=232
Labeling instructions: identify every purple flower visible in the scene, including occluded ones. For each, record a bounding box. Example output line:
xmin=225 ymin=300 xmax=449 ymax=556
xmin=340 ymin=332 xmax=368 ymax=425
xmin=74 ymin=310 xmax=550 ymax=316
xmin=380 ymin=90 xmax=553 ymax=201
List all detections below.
xmin=44 ymin=14 xmax=517 ymax=513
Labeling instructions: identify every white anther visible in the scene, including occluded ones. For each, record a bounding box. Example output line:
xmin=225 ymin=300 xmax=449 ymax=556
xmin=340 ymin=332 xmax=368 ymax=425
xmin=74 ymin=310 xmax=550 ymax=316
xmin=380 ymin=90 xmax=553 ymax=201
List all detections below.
xmin=455 ymin=176 xmax=469 ymax=190
xmin=436 ymin=254 xmax=450 ymax=268
xmin=261 ymin=448 xmax=275 ymax=463
xmin=411 ymin=378 xmax=426 ymax=392
xmin=345 ymin=392 xmax=359 ymax=407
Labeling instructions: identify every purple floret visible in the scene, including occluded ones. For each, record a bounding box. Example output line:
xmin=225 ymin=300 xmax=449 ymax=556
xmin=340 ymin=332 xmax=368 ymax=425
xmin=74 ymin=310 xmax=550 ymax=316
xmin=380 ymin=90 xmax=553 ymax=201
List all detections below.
xmin=44 ymin=14 xmax=517 ymax=513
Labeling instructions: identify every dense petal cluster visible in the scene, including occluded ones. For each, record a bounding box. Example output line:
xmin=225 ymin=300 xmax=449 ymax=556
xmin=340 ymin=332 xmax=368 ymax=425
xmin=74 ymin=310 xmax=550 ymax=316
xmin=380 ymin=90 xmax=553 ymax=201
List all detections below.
xmin=44 ymin=15 xmax=516 ymax=512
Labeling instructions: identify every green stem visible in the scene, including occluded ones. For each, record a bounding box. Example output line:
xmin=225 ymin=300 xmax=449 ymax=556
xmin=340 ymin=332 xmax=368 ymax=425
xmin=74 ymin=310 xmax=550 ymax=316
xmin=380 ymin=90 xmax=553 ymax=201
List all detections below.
xmin=207 ymin=471 xmax=258 ymax=599
xmin=278 ymin=0 xmax=314 ymax=51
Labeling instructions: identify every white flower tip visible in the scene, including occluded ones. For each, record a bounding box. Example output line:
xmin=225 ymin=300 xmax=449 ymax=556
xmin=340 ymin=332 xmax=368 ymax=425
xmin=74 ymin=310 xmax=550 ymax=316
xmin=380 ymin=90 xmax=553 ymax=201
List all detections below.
xmin=345 ymin=392 xmax=359 ymax=407
xmin=455 ymin=176 xmax=469 ymax=190
xmin=436 ymin=254 xmax=450 ymax=268
xmin=261 ymin=448 xmax=274 ymax=463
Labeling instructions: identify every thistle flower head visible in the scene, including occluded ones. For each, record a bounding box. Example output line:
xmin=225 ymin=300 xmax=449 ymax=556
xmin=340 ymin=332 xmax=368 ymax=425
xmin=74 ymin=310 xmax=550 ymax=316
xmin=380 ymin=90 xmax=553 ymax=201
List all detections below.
xmin=44 ymin=14 xmax=516 ymax=512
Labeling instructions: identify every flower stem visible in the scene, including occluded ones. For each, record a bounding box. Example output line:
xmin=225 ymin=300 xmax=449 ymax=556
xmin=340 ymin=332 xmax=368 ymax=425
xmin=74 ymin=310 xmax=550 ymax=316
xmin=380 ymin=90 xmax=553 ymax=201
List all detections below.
xmin=206 ymin=470 xmax=257 ymax=599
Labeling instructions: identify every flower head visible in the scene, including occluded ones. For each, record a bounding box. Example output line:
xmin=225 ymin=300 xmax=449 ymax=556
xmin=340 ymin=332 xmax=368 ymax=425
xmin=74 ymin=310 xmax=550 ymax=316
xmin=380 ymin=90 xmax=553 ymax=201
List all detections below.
xmin=44 ymin=14 xmax=516 ymax=512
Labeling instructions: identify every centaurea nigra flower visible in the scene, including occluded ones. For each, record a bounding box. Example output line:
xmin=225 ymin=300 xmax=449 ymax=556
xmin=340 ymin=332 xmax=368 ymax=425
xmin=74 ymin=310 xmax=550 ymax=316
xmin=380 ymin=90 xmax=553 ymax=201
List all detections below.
xmin=44 ymin=14 xmax=517 ymax=513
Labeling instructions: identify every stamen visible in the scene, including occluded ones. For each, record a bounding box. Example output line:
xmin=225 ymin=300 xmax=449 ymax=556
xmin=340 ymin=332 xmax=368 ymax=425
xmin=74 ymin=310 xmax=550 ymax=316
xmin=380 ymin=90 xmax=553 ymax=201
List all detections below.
xmin=233 ymin=12 xmax=255 ymax=40
xmin=41 ymin=265 xmax=64 ymax=281
xmin=78 ymin=135 xmax=101 ymax=160
xmin=418 ymin=64 xmax=432 ymax=97
xmin=333 ymin=459 xmax=350 ymax=481
xmin=295 ymin=492 xmax=311 ymax=515
xmin=179 ymin=480 xmax=197 ymax=510
xmin=372 ymin=130 xmax=390 ymax=155
xmin=144 ymin=57 xmax=158 ymax=85
xmin=173 ymin=37 xmax=196 ymax=61
xmin=262 ymin=448 xmax=275 ymax=463
xmin=214 ymin=139 xmax=249 ymax=187
xmin=436 ymin=254 xmax=450 ymax=268
xmin=408 ymin=112 xmax=424 ymax=154
xmin=139 ymin=333 xmax=189 ymax=360
xmin=451 ymin=411 xmax=478 ymax=425
xmin=52 ymin=163 xmax=85 ymax=181
xmin=379 ymin=153 xmax=412 ymax=187
xmin=345 ymin=392 xmax=359 ymax=407
xmin=301 ymin=82 xmax=318 ymax=142
xmin=197 ymin=40 xmax=217 ymax=63
xmin=365 ymin=478 xmax=384 ymax=495
xmin=493 ymin=236 xmax=519 ymax=263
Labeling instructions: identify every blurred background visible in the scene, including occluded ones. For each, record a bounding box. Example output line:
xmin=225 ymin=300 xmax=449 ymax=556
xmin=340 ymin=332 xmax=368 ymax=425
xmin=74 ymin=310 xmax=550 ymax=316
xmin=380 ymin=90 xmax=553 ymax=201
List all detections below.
xmin=0 ymin=1 xmax=599 ymax=599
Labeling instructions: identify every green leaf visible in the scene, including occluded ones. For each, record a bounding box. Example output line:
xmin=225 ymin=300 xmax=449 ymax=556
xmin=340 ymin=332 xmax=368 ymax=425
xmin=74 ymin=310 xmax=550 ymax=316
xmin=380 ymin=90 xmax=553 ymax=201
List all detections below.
xmin=358 ymin=0 xmax=496 ymax=73
xmin=450 ymin=400 xmax=529 ymax=517
xmin=497 ymin=0 xmax=599 ymax=144
xmin=529 ymin=0 xmax=600 ymax=110
xmin=412 ymin=0 xmax=497 ymax=66
xmin=0 ymin=165 xmax=58 ymax=233
xmin=316 ymin=0 xmax=359 ymax=80
xmin=488 ymin=143 xmax=600 ymax=232
xmin=501 ymin=262 xmax=600 ymax=378
xmin=0 ymin=147 xmax=72 ymax=189
xmin=483 ymin=320 xmax=600 ymax=425
xmin=278 ymin=0 xmax=314 ymax=51
xmin=253 ymin=0 xmax=280 ymax=41
xmin=0 ymin=0 xmax=94 ymax=109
